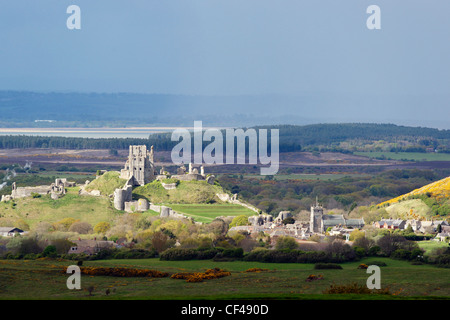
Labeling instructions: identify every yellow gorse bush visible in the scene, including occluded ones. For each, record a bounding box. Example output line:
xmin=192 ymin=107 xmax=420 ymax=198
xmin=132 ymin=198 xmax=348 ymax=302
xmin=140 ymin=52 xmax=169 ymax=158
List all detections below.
xmin=171 ymin=268 xmax=231 ymax=282
xmin=62 ymin=266 xmax=169 ymax=278
xmin=244 ymin=268 xmax=269 ymax=273
xmin=378 ymin=176 xmax=450 ymax=207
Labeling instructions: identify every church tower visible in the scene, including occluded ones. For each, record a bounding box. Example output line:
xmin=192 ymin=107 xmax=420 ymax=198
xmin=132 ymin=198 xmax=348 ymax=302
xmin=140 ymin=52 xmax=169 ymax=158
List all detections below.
xmin=310 ymin=196 xmax=323 ymax=233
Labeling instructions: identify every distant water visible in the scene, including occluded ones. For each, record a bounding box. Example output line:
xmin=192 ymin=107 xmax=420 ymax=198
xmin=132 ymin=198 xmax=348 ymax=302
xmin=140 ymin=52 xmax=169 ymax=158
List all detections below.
xmin=0 ymin=128 xmax=174 ymax=139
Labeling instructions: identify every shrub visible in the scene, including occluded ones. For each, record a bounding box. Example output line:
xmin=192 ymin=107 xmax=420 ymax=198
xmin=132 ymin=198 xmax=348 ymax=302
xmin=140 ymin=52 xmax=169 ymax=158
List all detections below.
xmin=63 ymin=266 xmax=169 ymax=278
xmin=68 ymin=222 xmax=93 ymax=234
xmin=23 ymin=253 xmax=38 ymax=260
xmin=42 ymin=245 xmax=57 ymax=258
xmin=353 ymin=246 xmax=366 ymax=259
xmin=244 ymin=268 xmax=269 ymax=273
xmin=214 ymin=248 xmax=243 ymax=261
xmin=243 ymin=249 xmax=349 ymax=264
xmin=160 ymin=248 xmax=200 ymax=261
xmin=324 ymin=283 xmax=372 ymax=294
xmin=366 ymin=261 xmax=387 ymax=267
xmin=314 ymin=263 xmax=343 ymax=270
xmin=306 ymin=274 xmax=324 ymax=282
xmin=368 ymin=246 xmax=381 ymax=256
xmin=113 ymin=249 xmax=157 ymax=259
xmin=391 ymin=249 xmax=413 ymax=261
xmin=229 ymin=215 xmax=249 ymax=228
xmin=94 ymin=222 xmax=111 ymax=234
xmin=275 ymin=236 xmax=299 ymax=250
xmin=196 ymin=249 xmax=220 ymax=260
xmin=170 ymin=268 xmax=231 ymax=282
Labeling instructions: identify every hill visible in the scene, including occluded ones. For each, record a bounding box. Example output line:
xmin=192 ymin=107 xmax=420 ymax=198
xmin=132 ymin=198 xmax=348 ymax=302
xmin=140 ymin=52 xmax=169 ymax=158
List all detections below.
xmin=132 ymin=179 xmax=227 ymax=205
xmin=378 ymin=176 xmax=450 ymax=206
xmin=84 ymin=171 xmax=127 ymax=196
xmin=377 ymin=176 xmax=450 ymax=220
xmin=0 ymin=187 xmax=118 ymax=230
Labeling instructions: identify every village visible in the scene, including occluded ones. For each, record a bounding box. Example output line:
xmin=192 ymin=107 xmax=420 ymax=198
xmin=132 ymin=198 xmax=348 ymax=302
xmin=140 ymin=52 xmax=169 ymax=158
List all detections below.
xmin=0 ymin=145 xmax=449 ymax=257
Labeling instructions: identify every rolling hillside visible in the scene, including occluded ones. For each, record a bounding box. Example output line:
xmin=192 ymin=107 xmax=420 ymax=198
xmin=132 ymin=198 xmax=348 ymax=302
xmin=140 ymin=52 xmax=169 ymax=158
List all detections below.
xmin=377 ymin=176 xmax=450 ymax=220
xmin=378 ymin=176 xmax=450 ymax=206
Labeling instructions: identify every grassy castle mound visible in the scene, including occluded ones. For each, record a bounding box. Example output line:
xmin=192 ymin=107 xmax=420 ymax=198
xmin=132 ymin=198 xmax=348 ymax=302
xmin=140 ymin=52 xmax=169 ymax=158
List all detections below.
xmin=133 ymin=179 xmax=226 ymax=204
xmin=84 ymin=171 xmax=127 ymax=196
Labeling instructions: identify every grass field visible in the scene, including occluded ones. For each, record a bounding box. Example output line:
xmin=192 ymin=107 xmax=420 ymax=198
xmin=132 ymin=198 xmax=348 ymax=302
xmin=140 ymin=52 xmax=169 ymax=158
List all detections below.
xmin=0 ymin=187 xmax=119 ymax=229
xmin=0 ymin=257 xmax=448 ymax=300
xmin=418 ymin=240 xmax=449 ymax=254
xmin=167 ymin=204 xmax=256 ymax=223
xmin=354 ymin=152 xmax=450 ymax=162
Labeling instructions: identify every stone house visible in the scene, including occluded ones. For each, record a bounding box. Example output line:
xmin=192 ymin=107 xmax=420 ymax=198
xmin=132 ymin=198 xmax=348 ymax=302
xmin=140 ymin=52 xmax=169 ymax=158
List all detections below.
xmin=0 ymin=227 xmax=25 ymax=237
xmin=68 ymin=239 xmax=115 ymax=255
xmin=374 ymin=219 xmax=406 ymax=230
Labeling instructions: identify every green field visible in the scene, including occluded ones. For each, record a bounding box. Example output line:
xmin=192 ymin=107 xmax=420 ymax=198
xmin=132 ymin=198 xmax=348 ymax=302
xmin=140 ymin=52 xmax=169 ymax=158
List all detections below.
xmin=0 ymin=257 xmax=448 ymax=300
xmin=167 ymin=204 xmax=256 ymax=223
xmin=354 ymin=152 xmax=450 ymax=162
xmin=418 ymin=240 xmax=450 ymax=254
xmin=0 ymin=187 xmax=119 ymax=229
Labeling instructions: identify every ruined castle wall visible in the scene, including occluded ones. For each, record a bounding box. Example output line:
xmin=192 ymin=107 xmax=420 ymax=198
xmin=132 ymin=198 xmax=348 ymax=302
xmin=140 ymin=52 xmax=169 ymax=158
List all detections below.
xmin=171 ymin=174 xmax=205 ymax=181
xmin=12 ymin=186 xmax=52 ymax=199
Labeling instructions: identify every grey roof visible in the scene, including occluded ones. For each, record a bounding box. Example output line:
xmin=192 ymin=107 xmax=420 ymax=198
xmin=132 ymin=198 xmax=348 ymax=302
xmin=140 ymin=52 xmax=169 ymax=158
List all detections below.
xmin=378 ymin=219 xmax=404 ymax=226
xmin=322 ymin=215 xmax=364 ymax=228
xmin=322 ymin=214 xmax=345 ymax=220
xmin=0 ymin=227 xmax=23 ymax=233
xmin=345 ymin=219 xmax=365 ymax=227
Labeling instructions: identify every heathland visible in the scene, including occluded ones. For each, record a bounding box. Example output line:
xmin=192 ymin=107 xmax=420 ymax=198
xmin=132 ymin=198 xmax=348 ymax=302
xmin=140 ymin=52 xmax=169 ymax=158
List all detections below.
xmin=0 ymin=122 xmax=449 ymax=300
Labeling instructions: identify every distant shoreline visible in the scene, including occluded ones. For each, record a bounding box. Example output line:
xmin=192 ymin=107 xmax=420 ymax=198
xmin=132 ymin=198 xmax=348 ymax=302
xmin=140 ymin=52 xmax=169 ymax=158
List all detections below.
xmin=0 ymin=127 xmax=178 ymax=132
xmin=0 ymin=126 xmax=228 ymax=138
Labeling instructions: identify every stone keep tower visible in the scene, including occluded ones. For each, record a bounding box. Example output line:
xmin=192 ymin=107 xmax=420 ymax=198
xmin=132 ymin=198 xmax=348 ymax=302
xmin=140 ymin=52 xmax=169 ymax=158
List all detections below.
xmin=310 ymin=197 xmax=324 ymax=233
xmin=120 ymin=145 xmax=156 ymax=186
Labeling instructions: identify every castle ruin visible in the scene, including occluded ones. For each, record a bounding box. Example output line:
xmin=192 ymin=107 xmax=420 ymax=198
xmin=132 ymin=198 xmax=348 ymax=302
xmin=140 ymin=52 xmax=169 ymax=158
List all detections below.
xmin=120 ymin=145 xmax=156 ymax=186
xmin=1 ymin=178 xmax=76 ymax=202
xmin=114 ymin=145 xmax=216 ymax=212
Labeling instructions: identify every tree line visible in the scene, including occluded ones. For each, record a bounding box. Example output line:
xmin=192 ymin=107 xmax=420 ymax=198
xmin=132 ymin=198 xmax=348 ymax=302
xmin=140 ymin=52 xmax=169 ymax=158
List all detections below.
xmin=0 ymin=123 xmax=448 ymax=153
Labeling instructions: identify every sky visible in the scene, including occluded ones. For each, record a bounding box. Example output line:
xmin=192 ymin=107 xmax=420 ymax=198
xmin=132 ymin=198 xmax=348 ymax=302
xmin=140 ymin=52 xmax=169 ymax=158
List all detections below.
xmin=0 ymin=0 xmax=449 ymax=128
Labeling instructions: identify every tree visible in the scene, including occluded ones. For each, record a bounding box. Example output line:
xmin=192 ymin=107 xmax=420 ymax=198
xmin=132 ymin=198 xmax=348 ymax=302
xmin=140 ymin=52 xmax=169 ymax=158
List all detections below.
xmin=94 ymin=222 xmax=111 ymax=234
xmin=42 ymin=245 xmax=57 ymax=257
xmin=326 ymin=239 xmax=356 ymax=261
xmin=377 ymin=234 xmax=411 ymax=256
xmin=229 ymin=215 xmax=249 ymax=228
xmin=282 ymin=217 xmax=295 ymax=225
xmin=353 ymin=236 xmax=375 ymax=252
xmin=51 ymin=239 xmax=75 ymax=254
xmin=349 ymin=229 xmax=365 ymax=241
xmin=405 ymin=224 xmax=414 ymax=234
xmin=275 ymin=236 xmax=298 ymax=250
xmin=69 ymin=222 xmax=93 ymax=234
xmin=54 ymin=217 xmax=78 ymax=231
xmin=151 ymin=231 xmax=170 ymax=253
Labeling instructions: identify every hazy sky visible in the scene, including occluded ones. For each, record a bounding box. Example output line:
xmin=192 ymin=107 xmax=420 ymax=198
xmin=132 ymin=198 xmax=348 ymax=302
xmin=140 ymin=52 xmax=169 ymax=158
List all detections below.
xmin=0 ymin=1 xmax=449 ymax=128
